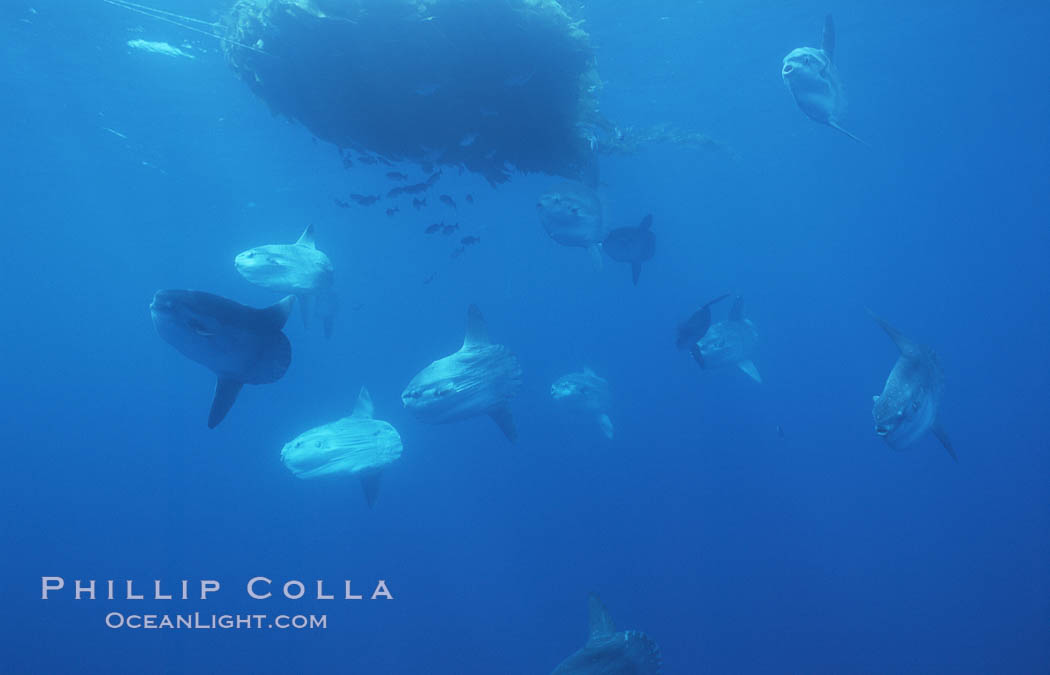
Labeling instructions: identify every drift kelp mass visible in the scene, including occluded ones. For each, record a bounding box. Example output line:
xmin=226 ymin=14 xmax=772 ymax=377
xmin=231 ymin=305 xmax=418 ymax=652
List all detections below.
xmin=221 ymin=0 xmax=601 ymax=183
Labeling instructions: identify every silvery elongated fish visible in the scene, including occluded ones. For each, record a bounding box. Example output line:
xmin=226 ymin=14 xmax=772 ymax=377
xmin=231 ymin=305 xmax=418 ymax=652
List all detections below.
xmin=782 ymin=15 xmax=865 ymax=144
xmin=696 ymin=296 xmax=762 ymax=383
xmin=551 ymin=368 xmax=614 ymax=439
xmin=281 ymin=386 xmax=403 ymax=507
xmin=537 ymin=182 xmax=606 ymax=270
xmin=401 ymin=305 xmax=523 ymax=442
xmin=551 ymin=594 xmax=662 ymax=675
xmin=235 ymin=224 xmax=338 ymax=338
xmin=869 ymin=311 xmax=956 ymax=462
xmin=603 ymin=214 xmax=655 ymax=286
xmin=150 ymin=290 xmax=294 ymax=428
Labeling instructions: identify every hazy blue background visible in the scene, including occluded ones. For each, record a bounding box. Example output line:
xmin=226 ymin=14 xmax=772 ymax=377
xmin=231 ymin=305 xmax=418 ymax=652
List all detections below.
xmin=2 ymin=1 xmax=1047 ymax=673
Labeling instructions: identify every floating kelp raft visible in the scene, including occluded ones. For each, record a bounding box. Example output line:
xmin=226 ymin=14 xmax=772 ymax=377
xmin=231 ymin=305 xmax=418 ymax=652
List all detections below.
xmin=221 ymin=0 xmax=602 ymax=183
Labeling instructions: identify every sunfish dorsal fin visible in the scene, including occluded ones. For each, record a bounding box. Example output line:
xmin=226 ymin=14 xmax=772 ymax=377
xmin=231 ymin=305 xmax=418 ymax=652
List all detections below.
xmin=638 ymin=214 xmax=653 ymax=230
xmin=588 ymin=243 xmax=604 ymax=271
xmin=208 ymin=378 xmax=243 ymax=428
xmin=489 ymin=406 xmax=517 ymax=442
xmin=295 ymin=224 xmax=316 ymax=248
xmin=351 ymin=386 xmax=374 ymax=418
xmin=867 ymin=309 xmax=920 ymax=358
xmin=261 ymin=295 xmax=296 ymax=331
xmin=729 ymin=296 xmax=745 ymax=322
xmin=587 ymin=593 xmax=616 ymax=643
xmin=828 ymin=120 xmax=868 ymax=146
xmin=463 ymin=304 xmax=489 ymax=348
xmin=359 ymin=472 xmax=382 ymax=508
xmin=822 ymin=14 xmax=836 ymax=61
xmin=598 ymin=413 xmax=614 ymax=439
xmin=932 ymin=420 xmax=957 ymax=463
xmin=582 ymin=366 xmax=596 ymax=376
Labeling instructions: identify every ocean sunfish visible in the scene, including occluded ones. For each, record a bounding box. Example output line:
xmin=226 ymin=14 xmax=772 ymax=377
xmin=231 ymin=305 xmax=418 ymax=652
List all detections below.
xmin=281 ymin=386 xmax=403 ymax=507
xmin=150 ymin=290 xmax=294 ymax=428
xmin=696 ymin=296 xmax=762 ymax=383
xmin=401 ymin=305 xmax=523 ymax=442
xmin=235 ymin=224 xmax=338 ymax=338
xmin=603 ymin=214 xmax=655 ymax=285
xmin=551 ymin=368 xmax=614 ymax=439
xmin=537 ymin=182 xmax=606 ymax=270
xmin=551 ymin=593 xmax=662 ymax=674
xmin=676 ymin=293 xmax=731 ymax=366
xmin=782 ymin=15 xmax=865 ymax=144
xmin=869 ymin=310 xmax=956 ymax=462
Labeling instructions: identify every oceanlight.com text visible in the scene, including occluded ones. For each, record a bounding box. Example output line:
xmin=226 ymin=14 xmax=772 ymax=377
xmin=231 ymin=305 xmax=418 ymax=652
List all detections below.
xmin=104 ymin=612 xmax=327 ymax=630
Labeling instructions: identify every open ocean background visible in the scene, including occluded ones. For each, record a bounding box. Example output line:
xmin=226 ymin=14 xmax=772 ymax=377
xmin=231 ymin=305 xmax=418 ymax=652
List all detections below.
xmin=2 ymin=1 xmax=1048 ymax=673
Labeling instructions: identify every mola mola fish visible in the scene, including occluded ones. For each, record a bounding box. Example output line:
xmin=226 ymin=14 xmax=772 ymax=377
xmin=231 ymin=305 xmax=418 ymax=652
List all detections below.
xmin=281 ymin=386 xmax=403 ymax=507
xmin=401 ymin=305 xmax=523 ymax=442
xmin=537 ymin=182 xmax=606 ymax=270
xmin=551 ymin=367 xmax=614 ymax=439
xmin=150 ymin=290 xmax=294 ymax=428
xmin=782 ymin=15 xmax=865 ymax=144
xmin=551 ymin=593 xmax=662 ymax=675
xmin=676 ymin=293 xmax=730 ymax=365
xmin=869 ymin=310 xmax=956 ymax=462
xmin=603 ymin=214 xmax=655 ymax=286
xmin=696 ymin=296 xmax=762 ymax=383
xmin=235 ymin=224 xmax=338 ymax=338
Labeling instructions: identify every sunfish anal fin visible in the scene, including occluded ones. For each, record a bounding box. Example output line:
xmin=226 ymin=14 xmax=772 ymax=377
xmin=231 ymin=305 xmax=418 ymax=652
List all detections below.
xmin=828 ymin=120 xmax=868 ymax=146
xmin=298 ymin=294 xmax=314 ymax=330
xmin=631 ymin=261 xmax=642 ymax=286
xmin=587 ymin=593 xmax=616 ymax=644
xmin=690 ymin=344 xmax=705 ymax=368
xmin=262 ymin=295 xmax=296 ymax=331
xmin=932 ymin=420 xmax=957 ymax=463
xmin=638 ymin=214 xmax=653 ymax=230
xmin=598 ymin=413 xmax=614 ymax=439
xmin=463 ymin=304 xmax=490 ymax=349
xmin=208 ymin=377 xmax=244 ymax=428
xmin=489 ymin=406 xmax=517 ymax=442
xmin=295 ymin=223 xmax=316 ymax=248
xmin=738 ymin=360 xmax=763 ymax=383
xmin=359 ymin=472 xmax=382 ymax=508
xmin=729 ymin=296 xmax=745 ymax=322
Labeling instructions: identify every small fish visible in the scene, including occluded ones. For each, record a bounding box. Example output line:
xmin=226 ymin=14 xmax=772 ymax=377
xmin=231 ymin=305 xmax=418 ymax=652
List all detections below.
xmin=402 ymin=183 xmax=428 ymax=195
xmin=333 ymin=198 xmax=350 ymax=208
xmin=386 ymin=171 xmax=408 ymax=181
xmin=465 ymin=194 xmax=474 ymax=204
xmin=386 ymin=207 xmax=400 ymax=217
xmin=777 ymin=425 xmax=786 ymax=440
xmin=442 ymin=223 xmax=460 ymax=235
xmin=422 ymin=272 xmax=437 ymax=285
xmin=450 ymin=246 xmax=465 ymax=259
xmin=461 ymin=236 xmax=480 ymax=246
xmin=342 ymin=155 xmax=354 ymax=168
xmin=387 ymin=186 xmax=405 ymax=198
xmin=459 ymin=132 xmax=478 ymax=147
xmin=440 ymin=195 xmax=457 ymax=209
xmin=425 ymin=223 xmax=443 ymax=234
xmin=358 ymin=155 xmax=378 ymax=165
xmin=350 ymin=194 xmax=379 ymax=206
xmin=412 ymin=197 xmax=427 ymax=210
xmin=426 ymin=170 xmax=443 ymax=186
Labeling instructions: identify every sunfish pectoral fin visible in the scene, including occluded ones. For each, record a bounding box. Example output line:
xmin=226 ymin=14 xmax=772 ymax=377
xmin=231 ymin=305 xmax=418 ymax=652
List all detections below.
xmin=738 ymin=360 xmax=763 ymax=383
xmin=295 ymin=223 xmax=316 ymax=248
xmin=631 ymin=261 xmax=642 ymax=286
xmin=359 ymin=471 xmax=382 ymax=508
xmin=488 ymin=406 xmax=517 ymax=442
xmin=463 ymin=304 xmax=490 ymax=348
xmin=208 ymin=378 xmax=244 ymax=428
xmin=690 ymin=344 xmax=705 ymax=368
xmin=932 ymin=420 xmax=957 ymax=463
xmin=822 ymin=14 xmax=836 ymax=61
xmin=828 ymin=120 xmax=868 ymax=146
xmin=588 ymin=244 xmax=603 ymax=271
xmin=598 ymin=413 xmax=614 ymax=439
xmin=587 ymin=593 xmax=616 ymax=643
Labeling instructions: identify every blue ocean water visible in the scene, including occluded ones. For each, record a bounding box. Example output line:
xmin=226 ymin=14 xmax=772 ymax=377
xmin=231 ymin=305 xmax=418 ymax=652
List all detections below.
xmin=2 ymin=1 xmax=1048 ymax=673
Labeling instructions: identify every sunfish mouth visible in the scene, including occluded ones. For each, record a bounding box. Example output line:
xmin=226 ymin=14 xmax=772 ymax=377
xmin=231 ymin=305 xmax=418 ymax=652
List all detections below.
xmin=875 ymin=425 xmax=889 ymax=436
xmin=782 ymin=64 xmax=794 ymax=74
